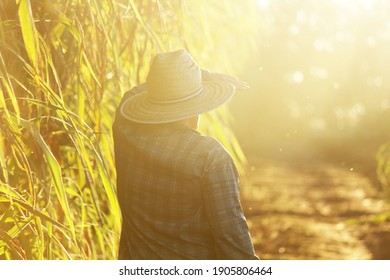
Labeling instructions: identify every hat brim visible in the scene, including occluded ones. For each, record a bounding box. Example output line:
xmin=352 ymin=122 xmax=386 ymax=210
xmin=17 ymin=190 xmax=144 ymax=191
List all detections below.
xmin=120 ymin=80 xmax=235 ymax=124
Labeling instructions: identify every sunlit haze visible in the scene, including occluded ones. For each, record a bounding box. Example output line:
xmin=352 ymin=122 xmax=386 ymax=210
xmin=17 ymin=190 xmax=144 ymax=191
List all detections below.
xmin=232 ymin=0 xmax=390 ymax=164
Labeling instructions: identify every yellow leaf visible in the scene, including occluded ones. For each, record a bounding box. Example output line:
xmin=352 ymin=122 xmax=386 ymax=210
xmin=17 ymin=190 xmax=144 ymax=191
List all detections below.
xmin=17 ymin=0 xmax=39 ymax=71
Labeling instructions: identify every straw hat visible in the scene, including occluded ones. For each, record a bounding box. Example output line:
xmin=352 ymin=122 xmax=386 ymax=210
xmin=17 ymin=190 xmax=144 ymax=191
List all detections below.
xmin=120 ymin=49 xmax=246 ymax=124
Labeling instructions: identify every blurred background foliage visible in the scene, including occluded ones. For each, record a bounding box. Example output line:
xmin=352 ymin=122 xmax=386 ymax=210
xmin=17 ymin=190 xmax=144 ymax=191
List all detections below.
xmin=0 ymin=0 xmax=257 ymax=259
xmin=0 ymin=0 xmax=389 ymax=260
xmin=230 ymin=0 xmax=390 ymax=196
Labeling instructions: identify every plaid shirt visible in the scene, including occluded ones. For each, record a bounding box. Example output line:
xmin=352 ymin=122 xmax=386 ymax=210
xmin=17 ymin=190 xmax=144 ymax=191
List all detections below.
xmin=113 ymin=91 xmax=258 ymax=260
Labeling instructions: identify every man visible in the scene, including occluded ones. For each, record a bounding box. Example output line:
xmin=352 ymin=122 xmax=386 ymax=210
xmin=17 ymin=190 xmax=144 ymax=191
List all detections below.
xmin=113 ymin=50 xmax=258 ymax=260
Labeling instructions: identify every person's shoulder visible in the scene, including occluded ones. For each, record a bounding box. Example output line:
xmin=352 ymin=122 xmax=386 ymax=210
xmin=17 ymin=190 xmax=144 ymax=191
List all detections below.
xmin=197 ymin=136 xmax=239 ymax=178
xmin=198 ymin=135 xmax=235 ymax=165
xmin=201 ymin=135 xmax=226 ymax=151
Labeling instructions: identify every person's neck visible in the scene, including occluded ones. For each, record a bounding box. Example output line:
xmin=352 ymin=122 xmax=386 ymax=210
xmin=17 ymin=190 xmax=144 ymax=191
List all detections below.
xmin=176 ymin=115 xmax=200 ymax=130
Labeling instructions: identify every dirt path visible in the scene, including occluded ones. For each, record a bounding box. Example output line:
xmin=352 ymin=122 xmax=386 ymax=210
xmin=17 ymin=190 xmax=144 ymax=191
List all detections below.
xmin=242 ymin=160 xmax=390 ymax=260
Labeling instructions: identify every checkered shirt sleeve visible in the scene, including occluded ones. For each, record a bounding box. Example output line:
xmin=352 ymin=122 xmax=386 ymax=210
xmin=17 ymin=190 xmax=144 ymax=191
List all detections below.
xmin=201 ymin=147 xmax=258 ymax=259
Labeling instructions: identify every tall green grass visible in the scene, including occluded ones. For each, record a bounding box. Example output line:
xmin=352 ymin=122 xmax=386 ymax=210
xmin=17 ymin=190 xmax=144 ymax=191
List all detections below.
xmin=0 ymin=0 xmax=258 ymax=259
xmin=377 ymin=142 xmax=390 ymax=202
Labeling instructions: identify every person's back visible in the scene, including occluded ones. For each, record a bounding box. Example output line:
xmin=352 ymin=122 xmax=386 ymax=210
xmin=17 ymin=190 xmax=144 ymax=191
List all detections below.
xmin=113 ymin=50 xmax=259 ymax=260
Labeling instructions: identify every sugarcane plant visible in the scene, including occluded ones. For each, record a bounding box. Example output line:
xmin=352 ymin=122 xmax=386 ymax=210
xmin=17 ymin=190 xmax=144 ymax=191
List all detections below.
xmin=0 ymin=0 xmax=256 ymax=259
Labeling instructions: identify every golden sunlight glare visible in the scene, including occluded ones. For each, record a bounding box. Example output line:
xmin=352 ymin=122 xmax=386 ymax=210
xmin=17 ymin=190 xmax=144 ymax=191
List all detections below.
xmin=256 ymin=0 xmax=269 ymax=9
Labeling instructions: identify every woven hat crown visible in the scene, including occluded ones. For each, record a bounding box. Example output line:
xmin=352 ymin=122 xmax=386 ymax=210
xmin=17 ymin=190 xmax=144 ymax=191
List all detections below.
xmin=120 ymin=49 xmax=238 ymax=124
xmin=146 ymin=50 xmax=202 ymax=103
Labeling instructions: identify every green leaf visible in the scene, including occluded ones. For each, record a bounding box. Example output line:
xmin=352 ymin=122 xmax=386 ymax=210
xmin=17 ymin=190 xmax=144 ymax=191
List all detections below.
xmin=0 ymin=53 xmax=21 ymax=120
xmin=82 ymin=52 xmax=101 ymax=87
xmin=31 ymin=126 xmax=76 ymax=239
xmin=17 ymin=0 xmax=39 ymax=71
